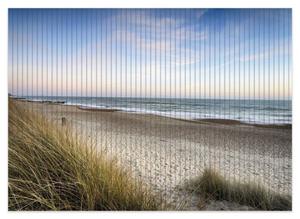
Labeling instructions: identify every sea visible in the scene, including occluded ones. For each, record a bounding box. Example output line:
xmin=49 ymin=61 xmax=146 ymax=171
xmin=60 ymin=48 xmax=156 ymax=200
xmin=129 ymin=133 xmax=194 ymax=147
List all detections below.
xmin=18 ymin=96 xmax=292 ymax=125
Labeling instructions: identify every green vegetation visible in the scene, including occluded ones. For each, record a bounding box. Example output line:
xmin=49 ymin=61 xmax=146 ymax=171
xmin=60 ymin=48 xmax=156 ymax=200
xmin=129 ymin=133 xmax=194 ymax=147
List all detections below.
xmin=185 ymin=169 xmax=291 ymax=210
xmin=8 ymin=100 xmax=160 ymax=210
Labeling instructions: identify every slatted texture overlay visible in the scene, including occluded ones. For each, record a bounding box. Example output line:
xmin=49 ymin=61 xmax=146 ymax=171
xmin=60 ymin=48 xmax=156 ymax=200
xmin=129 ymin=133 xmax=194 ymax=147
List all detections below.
xmin=8 ymin=9 xmax=292 ymax=210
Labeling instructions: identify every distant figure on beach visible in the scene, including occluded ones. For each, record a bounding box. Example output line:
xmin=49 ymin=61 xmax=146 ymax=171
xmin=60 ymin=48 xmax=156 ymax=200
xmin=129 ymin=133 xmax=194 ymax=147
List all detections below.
xmin=62 ymin=117 xmax=67 ymax=126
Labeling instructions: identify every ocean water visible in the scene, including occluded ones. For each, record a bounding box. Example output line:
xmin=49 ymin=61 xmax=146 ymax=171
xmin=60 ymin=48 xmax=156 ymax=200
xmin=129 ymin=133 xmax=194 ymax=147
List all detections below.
xmin=20 ymin=96 xmax=292 ymax=125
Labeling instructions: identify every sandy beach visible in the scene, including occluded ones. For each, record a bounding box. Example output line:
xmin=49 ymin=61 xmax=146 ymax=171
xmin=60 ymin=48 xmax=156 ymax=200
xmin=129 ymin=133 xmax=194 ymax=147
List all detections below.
xmin=15 ymin=100 xmax=292 ymax=210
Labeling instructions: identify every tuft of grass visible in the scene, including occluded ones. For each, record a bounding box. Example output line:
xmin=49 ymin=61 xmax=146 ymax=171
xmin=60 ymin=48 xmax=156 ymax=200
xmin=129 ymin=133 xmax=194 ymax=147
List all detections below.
xmin=8 ymin=100 xmax=161 ymax=210
xmin=185 ymin=169 xmax=291 ymax=211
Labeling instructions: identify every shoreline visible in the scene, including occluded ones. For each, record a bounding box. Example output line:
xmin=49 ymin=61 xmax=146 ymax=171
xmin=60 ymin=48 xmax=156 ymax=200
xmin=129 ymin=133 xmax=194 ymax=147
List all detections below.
xmin=14 ymin=97 xmax=292 ymax=129
xmin=193 ymin=118 xmax=292 ymax=129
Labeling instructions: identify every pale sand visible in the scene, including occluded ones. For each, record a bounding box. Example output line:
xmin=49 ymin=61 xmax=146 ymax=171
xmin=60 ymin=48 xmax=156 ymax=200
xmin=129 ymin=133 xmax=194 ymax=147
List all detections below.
xmin=16 ymin=100 xmax=292 ymax=210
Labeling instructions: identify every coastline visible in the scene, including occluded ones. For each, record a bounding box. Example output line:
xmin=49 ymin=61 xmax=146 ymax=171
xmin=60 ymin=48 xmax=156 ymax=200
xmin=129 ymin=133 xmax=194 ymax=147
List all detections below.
xmin=14 ymin=97 xmax=292 ymax=129
xmin=13 ymin=99 xmax=292 ymax=209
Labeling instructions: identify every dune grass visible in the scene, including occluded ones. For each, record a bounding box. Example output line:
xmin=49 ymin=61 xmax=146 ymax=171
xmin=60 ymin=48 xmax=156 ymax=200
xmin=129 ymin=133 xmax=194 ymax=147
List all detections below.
xmin=8 ymin=100 xmax=161 ymax=210
xmin=185 ymin=169 xmax=291 ymax=210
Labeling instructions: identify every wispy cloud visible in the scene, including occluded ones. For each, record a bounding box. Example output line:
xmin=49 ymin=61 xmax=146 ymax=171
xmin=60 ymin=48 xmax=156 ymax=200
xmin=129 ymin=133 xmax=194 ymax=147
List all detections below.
xmin=240 ymin=39 xmax=291 ymax=62
xmin=105 ymin=9 xmax=208 ymax=67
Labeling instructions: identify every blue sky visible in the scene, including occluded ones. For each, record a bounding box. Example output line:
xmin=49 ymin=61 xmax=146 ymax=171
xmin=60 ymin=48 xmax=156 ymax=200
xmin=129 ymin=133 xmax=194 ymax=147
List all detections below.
xmin=8 ymin=9 xmax=292 ymax=99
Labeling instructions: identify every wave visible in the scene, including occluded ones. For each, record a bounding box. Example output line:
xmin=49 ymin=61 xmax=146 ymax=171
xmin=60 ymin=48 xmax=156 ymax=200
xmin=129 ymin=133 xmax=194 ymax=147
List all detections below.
xmin=261 ymin=107 xmax=289 ymax=111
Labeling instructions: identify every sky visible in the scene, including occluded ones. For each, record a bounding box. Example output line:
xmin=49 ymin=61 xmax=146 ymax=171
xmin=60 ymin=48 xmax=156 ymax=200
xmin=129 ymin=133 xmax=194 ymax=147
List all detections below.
xmin=8 ymin=9 xmax=292 ymax=99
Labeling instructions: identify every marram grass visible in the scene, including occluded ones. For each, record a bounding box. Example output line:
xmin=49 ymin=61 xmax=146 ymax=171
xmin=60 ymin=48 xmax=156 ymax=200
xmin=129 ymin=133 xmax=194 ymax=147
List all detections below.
xmin=185 ymin=169 xmax=291 ymax=210
xmin=8 ymin=100 xmax=161 ymax=210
